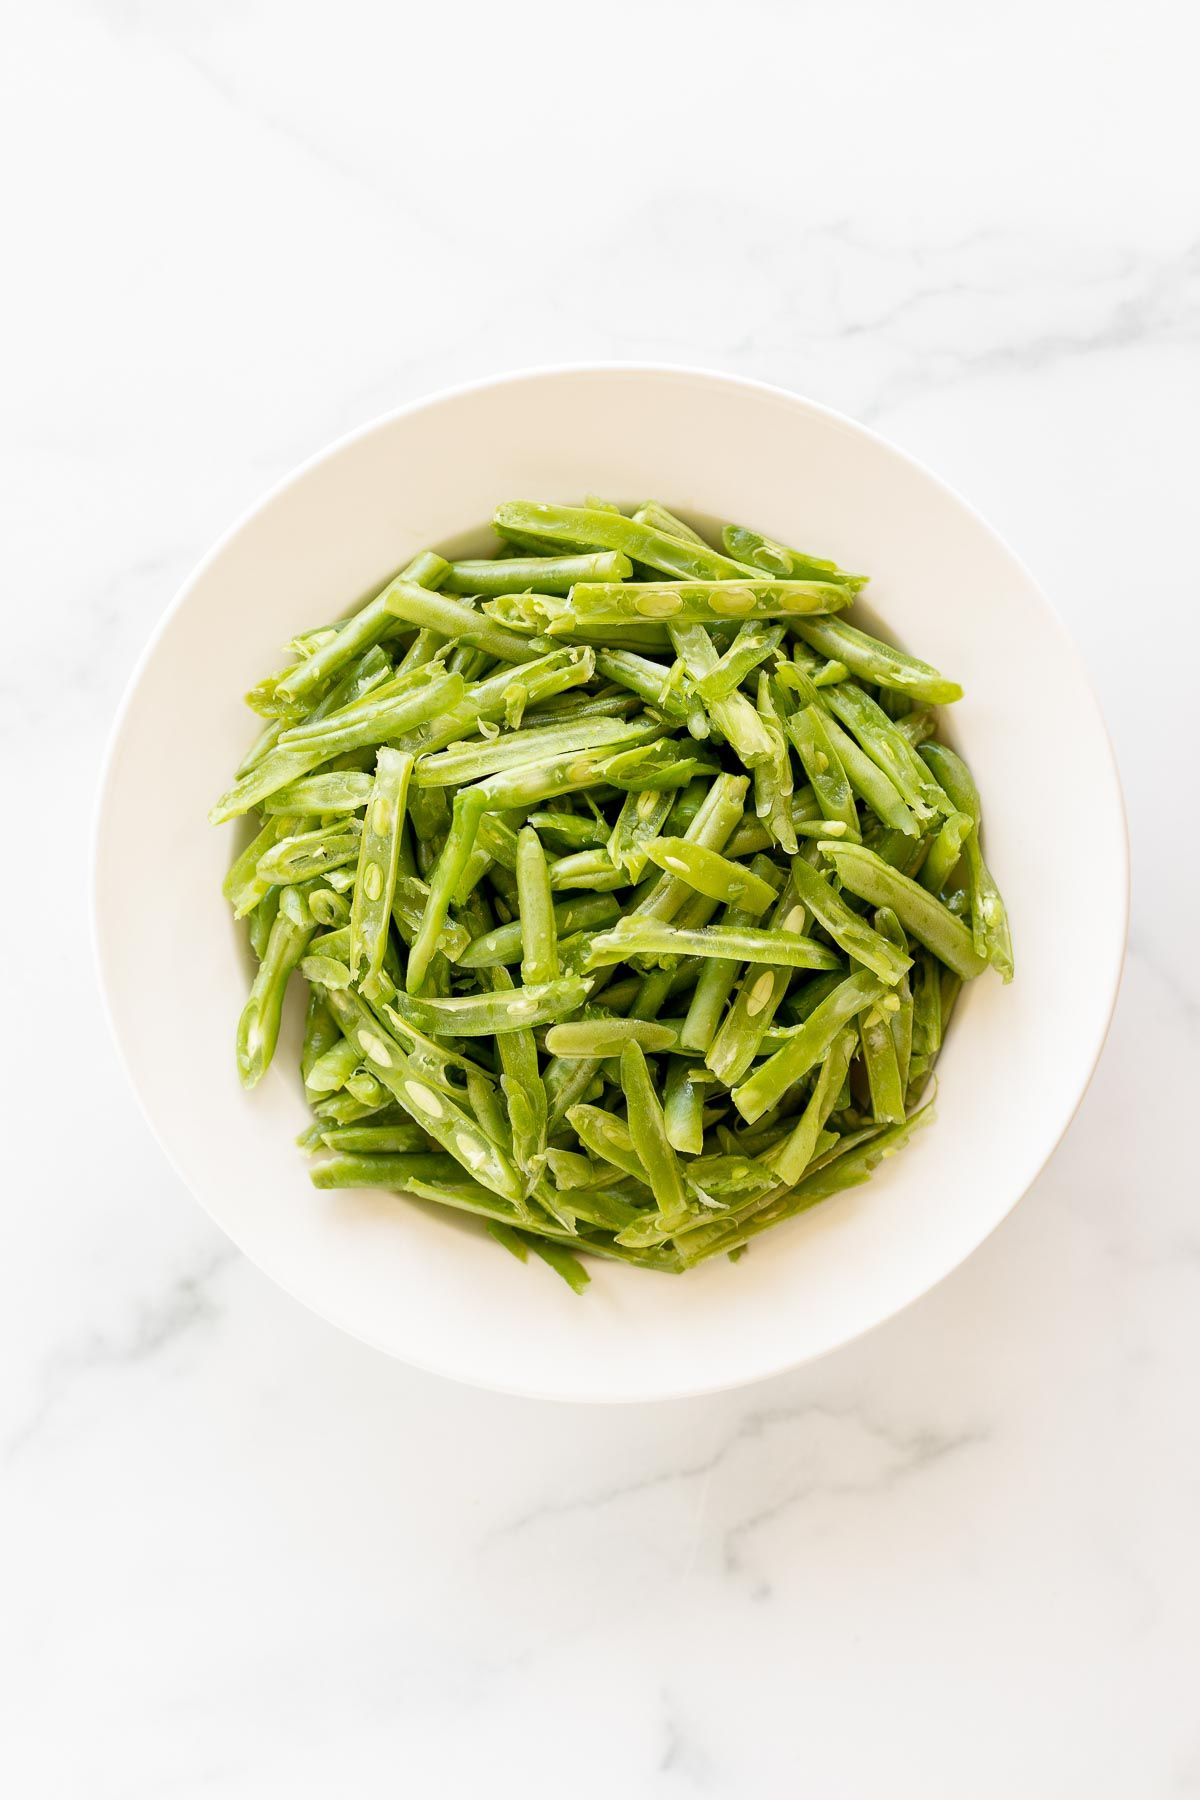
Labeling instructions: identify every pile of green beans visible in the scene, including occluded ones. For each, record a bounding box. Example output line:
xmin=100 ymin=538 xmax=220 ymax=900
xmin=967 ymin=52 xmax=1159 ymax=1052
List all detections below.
xmin=214 ymin=499 xmax=1012 ymax=1293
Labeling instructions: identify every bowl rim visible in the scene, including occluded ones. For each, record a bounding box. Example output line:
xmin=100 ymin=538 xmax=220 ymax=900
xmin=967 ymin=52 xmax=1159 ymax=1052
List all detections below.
xmin=91 ymin=360 xmax=1130 ymax=1399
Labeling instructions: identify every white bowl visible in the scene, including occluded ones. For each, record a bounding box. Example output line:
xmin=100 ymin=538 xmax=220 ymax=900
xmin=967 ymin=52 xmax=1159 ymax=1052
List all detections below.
xmin=93 ymin=365 xmax=1128 ymax=1402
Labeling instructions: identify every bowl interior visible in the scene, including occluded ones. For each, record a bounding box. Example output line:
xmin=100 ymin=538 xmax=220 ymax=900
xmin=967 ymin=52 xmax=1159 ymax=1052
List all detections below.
xmin=94 ymin=367 xmax=1127 ymax=1400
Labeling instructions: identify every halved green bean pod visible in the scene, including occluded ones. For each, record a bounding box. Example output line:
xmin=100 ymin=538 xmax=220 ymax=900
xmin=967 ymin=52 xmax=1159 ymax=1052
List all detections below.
xmin=721 ymin=523 xmax=866 ymax=589
xmin=731 ymin=969 xmax=888 ymax=1125
xmin=515 ymin=826 xmax=558 ymax=986
xmin=642 ymin=838 xmax=778 ymax=911
xmin=349 ymin=749 xmax=414 ymax=988
xmin=443 ymin=550 xmax=632 ymax=596
xmin=493 ymin=501 xmax=760 ymax=580
xmin=818 ymin=841 xmax=987 ymax=980
xmin=792 ymin=617 xmax=962 ymax=704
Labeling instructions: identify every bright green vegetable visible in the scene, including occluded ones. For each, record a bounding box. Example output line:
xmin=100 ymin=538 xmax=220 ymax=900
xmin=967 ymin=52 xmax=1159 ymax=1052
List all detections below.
xmin=215 ymin=493 xmax=1011 ymax=1289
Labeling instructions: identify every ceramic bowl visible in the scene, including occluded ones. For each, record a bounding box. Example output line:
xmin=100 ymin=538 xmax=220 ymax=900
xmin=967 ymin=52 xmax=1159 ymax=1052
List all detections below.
xmin=93 ymin=366 xmax=1128 ymax=1401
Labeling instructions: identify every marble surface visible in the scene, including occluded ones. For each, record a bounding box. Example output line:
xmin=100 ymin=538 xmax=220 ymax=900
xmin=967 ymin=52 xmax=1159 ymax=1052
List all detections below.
xmin=5 ymin=1 xmax=1198 ymax=1793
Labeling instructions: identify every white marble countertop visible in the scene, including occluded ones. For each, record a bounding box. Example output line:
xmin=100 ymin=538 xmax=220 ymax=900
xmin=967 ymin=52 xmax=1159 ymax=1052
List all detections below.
xmin=6 ymin=2 xmax=1198 ymax=1794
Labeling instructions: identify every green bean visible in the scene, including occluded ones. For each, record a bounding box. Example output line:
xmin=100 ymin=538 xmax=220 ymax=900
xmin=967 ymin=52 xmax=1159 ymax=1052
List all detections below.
xmin=787 ymin=854 xmax=911 ymax=984
xmin=765 ymin=1028 xmax=859 ymax=1186
xmin=721 ymin=523 xmax=866 ymax=588
xmin=917 ymin=810 xmax=973 ymax=896
xmin=515 ymin=826 xmax=558 ymax=986
xmin=210 ymin=671 xmax=464 ymax=822
xmin=593 ymin=648 xmax=690 ymax=720
xmin=488 ymin=966 xmax=548 ymax=1185
xmin=678 ymin=860 xmax=780 ymax=1055
xmin=388 ymin=976 xmax=588 ymax=1038
xmin=344 ymin=1067 xmax=389 ymax=1109
xmin=546 ymin=1056 xmax=606 ymax=1131
xmin=225 ymin=814 xmax=296 ymax=919
xmin=752 ymin=674 xmax=798 ymax=855
xmin=608 ymin=787 xmax=674 ymax=880
xmin=318 ymin=1122 xmax=431 ymax=1155
xmin=545 ymin=1017 xmax=678 ymax=1057
xmin=642 ymin=838 xmax=778 ymax=911
xmin=348 ymin=749 xmax=413 ymax=989
xmin=663 ymin=1058 xmax=708 ymax=1154
xmin=705 ymin=879 xmax=809 ymax=1085
xmin=380 ymin=581 xmax=543 ymax=663
xmin=525 ymin=1237 xmax=591 ymax=1294
xmin=666 ymin=623 xmax=775 ymax=767
xmin=236 ymin=898 xmax=316 ymax=1087
xmin=309 ymin=1151 xmax=470 ymax=1190
xmin=300 ymin=989 xmax=341 ymax=1084
xmin=321 ymin=983 xmax=526 ymax=1205
xmin=546 ymin=850 xmax=629 ymax=892
xmin=785 ymin=704 xmax=860 ymax=839
xmin=631 ymin=500 xmax=710 ymax=545
xmin=565 ymin=1104 xmax=649 ymax=1188
xmin=819 ymin=710 xmax=918 ymax=836
xmin=217 ymin=489 xmax=1013 ymax=1290
xmin=693 ymin=623 xmax=787 ymax=701
xmin=792 ymin=617 xmax=962 ymax=704
xmin=600 ymin=738 xmax=721 ymax=792
xmin=275 ymin=551 xmax=449 ymax=710
xmin=262 ymin=771 xmax=374 ymax=815
xmin=858 ymin=999 xmax=906 ymax=1124
xmin=406 ymin=646 xmax=596 ymax=756
xmin=874 ymin=907 xmax=913 ymax=1090
xmin=443 ymin=550 xmax=632 ymax=596
xmin=818 ymin=841 xmax=987 ymax=980
xmin=459 ymin=892 xmax=621 ymax=968
xmin=588 ymin=918 xmax=842 ymax=972
xmin=619 ymin=1042 xmax=691 ymax=1225
xmin=256 ymin=822 xmax=362 ymax=885
xmin=528 ymin=809 xmax=610 ymax=851
xmin=494 ymin=500 xmax=759 ymax=580
xmin=559 ymin=578 xmax=850 ymax=632
xmin=415 ymin=715 xmax=648 ymax=789
xmin=920 ymin=743 xmax=1014 ymax=980
xmin=821 ymin=680 xmax=947 ymax=820
xmin=731 ymin=970 xmax=887 ymax=1124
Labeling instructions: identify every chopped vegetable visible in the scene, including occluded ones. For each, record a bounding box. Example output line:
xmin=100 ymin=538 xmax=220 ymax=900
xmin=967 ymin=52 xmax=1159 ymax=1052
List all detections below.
xmin=214 ymin=493 xmax=1011 ymax=1289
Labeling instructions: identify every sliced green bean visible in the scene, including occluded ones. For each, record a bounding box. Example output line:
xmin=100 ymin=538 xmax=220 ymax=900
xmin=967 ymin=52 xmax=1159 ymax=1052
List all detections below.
xmin=236 ymin=898 xmax=316 ymax=1087
xmin=459 ymin=892 xmax=621 ymax=968
xmin=920 ymin=742 xmax=1014 ymax=980
xmin=792 ymin=617 xmax=961 ymax=704
xmin=721 ymin=523 xmax=866 ymax=589
xmin=388 ymin=976 xmax=588 ymax=1038
xmin=414 ymin=715 xmax=653 ymax=789
xmin=494 ymin=500 xmax=759 ymax=580
xmin=210 ymin=671 xmax=464 ymax=823
xmin=784 ymin=701 xmax=860 ymax=840
xmin=443 ymin=550 xmax=632 ymax=596
xmin=588 ymin=918 xmax=842 ymax=972
xmin=642 ymin=838 xmax=778 ymax=912
xmin=515 ymin=825 xmax=558 ymax=986
xmin=545 ymin=1017 xmax=678 ymax=1057
xmin=731 ymin=969 xmax=887 ymax=1124
xmin=275 ymin=550 xmax=449 ymax=709
xmin=559 ymin=578 xmax=849 ymax=630
xmin=349 ymin=749 xmax=413 ymax=988
xmin=381 ymin=581 xmax=542 ymax=663
xmin=620 ymin=1042 xmax=689 ymax=1224
xmin=262 ymin=772 xmax=374 ymax=815
xmin=818 ymin=841 xmax=987 ymax=980
xmin=765 ymin=1027 xmax=858 ymax=1186
xmin=663 ymin=1058 xmax=708 ymax=1154
xmin=787 ymin=854 xmax=911 ymax=984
